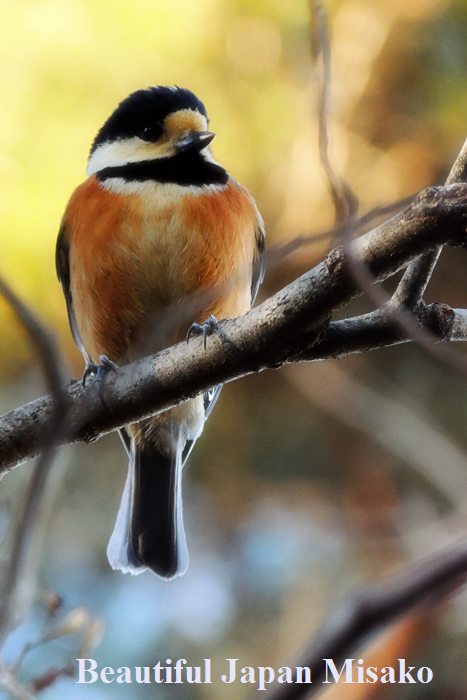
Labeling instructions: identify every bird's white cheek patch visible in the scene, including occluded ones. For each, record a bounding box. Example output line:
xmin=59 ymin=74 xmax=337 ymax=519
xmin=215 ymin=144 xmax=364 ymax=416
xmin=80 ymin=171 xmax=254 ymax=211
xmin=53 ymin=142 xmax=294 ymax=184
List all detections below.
xmin=87 ymin=138 xmax=174 ymax=176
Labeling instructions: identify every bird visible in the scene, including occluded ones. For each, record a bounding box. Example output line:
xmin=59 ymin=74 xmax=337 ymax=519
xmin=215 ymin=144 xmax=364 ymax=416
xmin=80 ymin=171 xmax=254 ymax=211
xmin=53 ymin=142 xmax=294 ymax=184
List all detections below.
xmin=56 ymin=85 xmax=265 ymax=579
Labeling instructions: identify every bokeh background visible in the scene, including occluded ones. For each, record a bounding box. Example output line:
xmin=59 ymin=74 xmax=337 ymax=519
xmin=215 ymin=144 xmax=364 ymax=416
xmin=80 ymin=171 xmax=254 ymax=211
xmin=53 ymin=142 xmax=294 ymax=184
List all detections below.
xmin=1 ymin=0 xmax=467 ymax=698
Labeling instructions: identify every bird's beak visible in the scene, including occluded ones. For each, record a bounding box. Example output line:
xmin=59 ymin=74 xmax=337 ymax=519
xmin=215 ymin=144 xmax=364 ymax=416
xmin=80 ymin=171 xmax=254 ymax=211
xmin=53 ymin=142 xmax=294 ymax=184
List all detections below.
xmin=175 ymin=130 xmax=215 ymax=153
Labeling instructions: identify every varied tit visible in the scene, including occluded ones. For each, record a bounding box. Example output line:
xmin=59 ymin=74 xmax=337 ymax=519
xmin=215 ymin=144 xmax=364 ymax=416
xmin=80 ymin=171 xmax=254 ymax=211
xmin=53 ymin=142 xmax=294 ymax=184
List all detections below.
xmin=56 ymin=85 xmax=265 ymax=578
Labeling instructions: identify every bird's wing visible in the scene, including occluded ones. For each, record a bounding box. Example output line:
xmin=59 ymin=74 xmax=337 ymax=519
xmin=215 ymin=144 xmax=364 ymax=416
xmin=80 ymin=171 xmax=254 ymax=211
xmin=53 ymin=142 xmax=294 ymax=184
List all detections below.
xmin=251 ymin=216 xmax=266 ymax=304
xmin=56 ymin=221 xmax=90 ymax=363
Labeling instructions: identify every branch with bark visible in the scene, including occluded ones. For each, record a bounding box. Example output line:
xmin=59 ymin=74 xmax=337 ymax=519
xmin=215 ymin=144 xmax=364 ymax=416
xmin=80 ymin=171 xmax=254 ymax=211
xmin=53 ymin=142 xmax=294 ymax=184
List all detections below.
xmin=1 ymin=177 xmax=467 ymax=473
xmin=265 ymin=539 xmax=467 ymax=699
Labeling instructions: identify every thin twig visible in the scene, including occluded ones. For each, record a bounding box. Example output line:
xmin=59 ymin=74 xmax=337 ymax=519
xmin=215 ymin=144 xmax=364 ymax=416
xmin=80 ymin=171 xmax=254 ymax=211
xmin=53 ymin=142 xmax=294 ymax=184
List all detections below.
xmin=0 ymin=276 xmax=69 ymax=648
xmin=265 ymin=193 xmax=413 ymax=271
xmin=310 ymin=0 xmax=355 ymax=225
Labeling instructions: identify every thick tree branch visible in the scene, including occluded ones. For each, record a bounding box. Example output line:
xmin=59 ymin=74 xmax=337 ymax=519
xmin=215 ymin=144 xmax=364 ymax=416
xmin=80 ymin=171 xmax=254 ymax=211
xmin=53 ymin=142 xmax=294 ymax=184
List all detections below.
xmin=0 ymin=182 xmax=466 ymax=473
xmin=266 ymin=539 xmax=467 ymax=699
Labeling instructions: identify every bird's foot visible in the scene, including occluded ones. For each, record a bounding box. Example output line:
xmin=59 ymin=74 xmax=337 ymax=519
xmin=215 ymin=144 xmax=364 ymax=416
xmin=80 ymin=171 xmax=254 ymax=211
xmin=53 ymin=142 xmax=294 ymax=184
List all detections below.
xmin=186 ymin=315 xmax=219 ymax=350
xmin=82 ymin=355 xmax=119 ymax=387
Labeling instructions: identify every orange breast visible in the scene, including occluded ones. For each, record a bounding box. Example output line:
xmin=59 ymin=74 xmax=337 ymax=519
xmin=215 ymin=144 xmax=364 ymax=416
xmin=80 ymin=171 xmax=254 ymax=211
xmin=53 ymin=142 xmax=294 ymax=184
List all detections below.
xmin=63 ymin=176 xmax=258 ymax=364
xmin=177 ymin=181 xmax=259 ymax=319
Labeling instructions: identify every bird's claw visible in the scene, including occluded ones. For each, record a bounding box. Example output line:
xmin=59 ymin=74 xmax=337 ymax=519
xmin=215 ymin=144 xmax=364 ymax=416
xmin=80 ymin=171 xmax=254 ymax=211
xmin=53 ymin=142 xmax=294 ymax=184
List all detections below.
xmin=82 ymin=355 xmax=119 ymax=387
xmin=186 ymin=315 xmax=219 ymax=350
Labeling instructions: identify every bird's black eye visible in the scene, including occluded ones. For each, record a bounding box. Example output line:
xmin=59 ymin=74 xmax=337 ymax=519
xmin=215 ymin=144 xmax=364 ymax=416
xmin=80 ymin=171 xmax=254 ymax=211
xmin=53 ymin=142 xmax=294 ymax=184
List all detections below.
xmin=139 ymin=124 xmax=162 ymax=142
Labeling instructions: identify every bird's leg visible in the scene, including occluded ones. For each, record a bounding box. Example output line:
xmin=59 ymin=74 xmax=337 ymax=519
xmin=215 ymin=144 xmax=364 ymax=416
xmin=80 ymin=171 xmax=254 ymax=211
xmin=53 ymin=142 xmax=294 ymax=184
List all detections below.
xmin=186 ymin=314 xmax=219 ymax=350
xmin=82 ymin=354 xmax=119 ymax=387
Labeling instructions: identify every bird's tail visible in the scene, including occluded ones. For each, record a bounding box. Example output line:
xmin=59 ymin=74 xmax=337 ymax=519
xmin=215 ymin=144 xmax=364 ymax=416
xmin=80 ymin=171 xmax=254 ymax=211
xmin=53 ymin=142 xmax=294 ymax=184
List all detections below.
xmin=106 ymin=434 xmax=188 ymax=579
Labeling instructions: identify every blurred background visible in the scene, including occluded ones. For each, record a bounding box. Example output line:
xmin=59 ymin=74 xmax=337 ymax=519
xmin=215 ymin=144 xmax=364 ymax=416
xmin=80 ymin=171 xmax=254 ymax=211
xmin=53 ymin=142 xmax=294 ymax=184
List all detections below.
xmin=1 ymin=0 xmax=467 ymax=697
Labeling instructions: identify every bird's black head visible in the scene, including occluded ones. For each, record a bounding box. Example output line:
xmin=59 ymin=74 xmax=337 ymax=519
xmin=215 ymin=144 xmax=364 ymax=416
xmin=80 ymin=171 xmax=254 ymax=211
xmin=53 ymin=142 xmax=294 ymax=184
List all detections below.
xmin=87 ymin=85 xmax=227 ymax=187
xmin=90 ymin=86 xmax=208 ymax=155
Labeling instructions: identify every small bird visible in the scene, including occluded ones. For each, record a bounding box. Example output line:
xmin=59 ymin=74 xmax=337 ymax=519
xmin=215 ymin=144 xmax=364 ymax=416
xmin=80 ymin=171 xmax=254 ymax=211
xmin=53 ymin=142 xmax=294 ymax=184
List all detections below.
xmin=56 ymin=86 xmax=265 ymax=578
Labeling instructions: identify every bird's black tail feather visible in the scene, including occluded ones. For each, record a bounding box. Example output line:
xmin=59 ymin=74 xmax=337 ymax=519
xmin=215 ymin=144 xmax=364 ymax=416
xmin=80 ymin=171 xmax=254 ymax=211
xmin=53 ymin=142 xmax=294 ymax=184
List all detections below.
xmin=107 ymin=437 xmax=188 ymax=579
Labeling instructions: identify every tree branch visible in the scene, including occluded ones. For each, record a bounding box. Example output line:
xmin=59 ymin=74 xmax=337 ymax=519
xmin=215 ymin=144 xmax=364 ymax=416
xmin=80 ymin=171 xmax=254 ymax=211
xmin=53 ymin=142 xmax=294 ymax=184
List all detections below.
xmin=334 ymin=143 xmax=467 ymax=377
xmin=393 ymin=138 xmax=467 ymax=308
xmin=266 ymin=539 xmax=467 ymax=699
xmin=308 ymin=1 xmax=467 ymax=378
xmin=299 ymin=301 xmax=461 ymax=360
xmin=0 ymin=182 xmax=466 ymax=473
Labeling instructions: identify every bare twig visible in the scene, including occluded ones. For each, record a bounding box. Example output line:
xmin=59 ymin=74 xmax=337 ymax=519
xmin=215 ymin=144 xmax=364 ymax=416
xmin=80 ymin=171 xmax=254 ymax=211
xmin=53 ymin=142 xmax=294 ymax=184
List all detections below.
xmin=265 ymin=193 xmax=413 ymax=271
xmin=392 ymin=250 xmax=441 ymax=309
xmin=0 ymin=276 xmax=68 ymax=648
xmin=266 ymin=540 xmax=467 ymax=699
xmin=310 ymin=0 xmax=355 ymax=225
xmin=319 ymin=611 xmax=438 ymax=700
xmin=393 ymin=137 xmax=467 ymax=307
xmin=31 ymin=664 xmax=74 ymax=693
xmin=298 ymin=302 xmax=461 ymax=360
xmin=0 ymin=279 xmax=65 ymax=406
